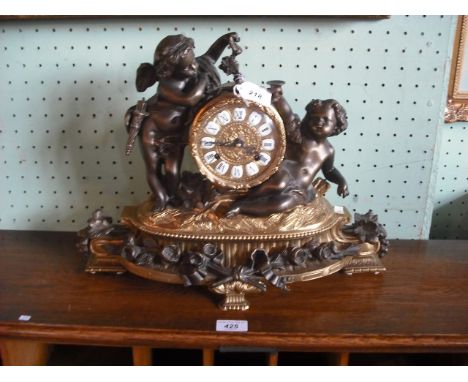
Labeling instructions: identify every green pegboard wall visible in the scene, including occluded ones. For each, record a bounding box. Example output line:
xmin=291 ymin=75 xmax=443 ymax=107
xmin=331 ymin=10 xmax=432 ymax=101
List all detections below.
xmin=431 ymin=122 xmax=468 ymax=239
xmin=0 ymin=16 xmax=457 ymax=239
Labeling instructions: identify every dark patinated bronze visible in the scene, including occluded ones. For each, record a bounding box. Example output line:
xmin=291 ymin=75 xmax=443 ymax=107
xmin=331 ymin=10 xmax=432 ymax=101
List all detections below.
xmin=80 ymin=32 xmax=388 ymax=310
xmin=125 ymin=32 xmax=240 ymax=211
xmin=227 ymin=85 xmax=349 ymax=217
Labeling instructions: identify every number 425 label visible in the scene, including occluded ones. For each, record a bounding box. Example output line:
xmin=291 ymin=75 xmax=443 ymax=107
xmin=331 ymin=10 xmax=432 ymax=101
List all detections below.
xmin=216 ymin=320 xmax=248 ymax=332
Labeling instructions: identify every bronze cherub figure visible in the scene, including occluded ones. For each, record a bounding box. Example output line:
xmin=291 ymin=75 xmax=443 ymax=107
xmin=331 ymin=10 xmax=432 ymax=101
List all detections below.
xmin=227 ymin=92 xmax=349 ymax=217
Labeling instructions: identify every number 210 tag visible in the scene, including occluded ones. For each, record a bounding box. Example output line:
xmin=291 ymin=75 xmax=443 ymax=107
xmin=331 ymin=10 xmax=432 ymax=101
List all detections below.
xmin=233 ymin=81 xmax=272 ymax=107
xmin=216 ymin=320 xmax=248 ymax=332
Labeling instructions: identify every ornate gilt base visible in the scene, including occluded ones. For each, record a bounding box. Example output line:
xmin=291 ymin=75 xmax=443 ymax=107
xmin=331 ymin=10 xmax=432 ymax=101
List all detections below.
xmin=79 ymin=181 xmax=388 ymax=310
xmin=85 ymin=250 xmax=125 ymax=274
xmin=343 ymin=253 xmax=387 ymax=275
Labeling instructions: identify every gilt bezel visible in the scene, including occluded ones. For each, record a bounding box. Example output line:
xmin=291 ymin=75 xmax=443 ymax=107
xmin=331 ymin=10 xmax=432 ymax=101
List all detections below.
xmin=190 ymin=93 xmax=286 ymax=189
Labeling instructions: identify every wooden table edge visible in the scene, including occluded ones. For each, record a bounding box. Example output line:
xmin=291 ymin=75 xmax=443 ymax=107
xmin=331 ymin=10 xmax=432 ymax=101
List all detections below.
xmin=1 ymin=323 xmax=468 ymax=353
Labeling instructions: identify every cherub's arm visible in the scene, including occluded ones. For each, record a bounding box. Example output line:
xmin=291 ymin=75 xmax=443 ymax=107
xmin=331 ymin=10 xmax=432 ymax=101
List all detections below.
xmin=157 ymin=74 xmax=208 ymax=107
xmin=272 ymin=94 xmax=302 ymax=145
xmin=321 ymin=149 xmax=349 ymax=198
xmin=202 ymin=32 xmax=241 ymax=63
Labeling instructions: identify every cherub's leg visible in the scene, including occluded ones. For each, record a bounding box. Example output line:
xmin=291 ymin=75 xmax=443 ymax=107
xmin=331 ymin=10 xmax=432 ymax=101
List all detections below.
xmin=140 ymin=122 xmax=169 ymax=212
xmin=241 ymin=171 xmax=287 ymax=198
xmin=227 ymin=193 xmax=304 ymax=218
xmin=163 ymin=145 xmax=185 ymax=206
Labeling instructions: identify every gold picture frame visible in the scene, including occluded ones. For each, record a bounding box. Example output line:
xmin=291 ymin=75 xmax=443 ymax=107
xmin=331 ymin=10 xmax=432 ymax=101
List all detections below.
xmin=445 ymin=16 xmax=468 ymax=123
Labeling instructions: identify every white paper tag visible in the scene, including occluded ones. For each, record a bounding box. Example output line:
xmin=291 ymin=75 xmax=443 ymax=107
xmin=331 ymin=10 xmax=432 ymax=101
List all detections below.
xmin=334 ymin=205 xmax=345 ymax=215
xmin=216 ymin=320 xmax=248 ymax=332
xmin=233 ymin=81 xmax=272 ymax=107
xmin=18 ymin=315 xmax=31 ymax=321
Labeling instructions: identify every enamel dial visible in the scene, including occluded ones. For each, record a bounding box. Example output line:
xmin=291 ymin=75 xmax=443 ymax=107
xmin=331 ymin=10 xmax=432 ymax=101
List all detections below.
xmin=190 ymin=93 xmax=286 ymax=189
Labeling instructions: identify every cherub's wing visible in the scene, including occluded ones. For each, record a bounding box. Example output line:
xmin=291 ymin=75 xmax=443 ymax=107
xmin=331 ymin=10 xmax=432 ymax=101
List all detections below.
xmin=136 ymin=63 xmax=157 ymax=92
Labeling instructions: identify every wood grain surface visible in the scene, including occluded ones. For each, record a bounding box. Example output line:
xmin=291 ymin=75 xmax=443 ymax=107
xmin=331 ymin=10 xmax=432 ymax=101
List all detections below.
xmin=0 ymin=230 xmax=467 ymax=352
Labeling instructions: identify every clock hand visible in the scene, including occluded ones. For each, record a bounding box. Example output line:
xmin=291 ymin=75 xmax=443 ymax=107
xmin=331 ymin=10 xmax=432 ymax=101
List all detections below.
xmin=215 ymin=137 xmax=244 ymax=147
xmin=214 ymin=139 xmax=235 ymax=147
xmin=213 ymin=139 xmax=259 ymax=157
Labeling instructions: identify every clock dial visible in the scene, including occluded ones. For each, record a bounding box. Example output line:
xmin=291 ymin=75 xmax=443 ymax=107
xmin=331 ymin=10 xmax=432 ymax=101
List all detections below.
xmin=248 ymin=111 xmax=262 ymax=126
xmin=231 ymin=165 xmax=243 ymax=178
xmin=204 ymin=151 xmax=218 ymax=164
xmin=190 ymin=93 xmax=286 ymax=189
xmin=217 ymin=110 xmax=231 ymax=125
xmin=257 ymin=152 xmax=271 ymax=166
xmin=233 ymin=108 xmax=246 ymax=121
xmin=215 ymin=160 xmax=230 ymax=175
xmin=205 ymin=121 xmax=220 ymax=135
xmin=261 ymin=139 xmax=275 ymax=151
xmin=201 ymin=137 xmax=215 ymax=149
xmin=246 ymin=162 xmax=259 ymax=176
xmin=258 ymin=123 xmax=272 ymax=137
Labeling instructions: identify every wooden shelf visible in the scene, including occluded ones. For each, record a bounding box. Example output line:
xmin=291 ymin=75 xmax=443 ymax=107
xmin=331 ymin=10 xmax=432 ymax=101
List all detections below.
xmin=1 ymin=230 xmax=467 ymax=365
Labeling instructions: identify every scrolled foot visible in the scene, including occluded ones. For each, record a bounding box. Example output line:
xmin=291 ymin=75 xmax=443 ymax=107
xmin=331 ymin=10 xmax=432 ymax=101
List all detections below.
xmin=219 ymin=292 xmax=250 ymax=311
